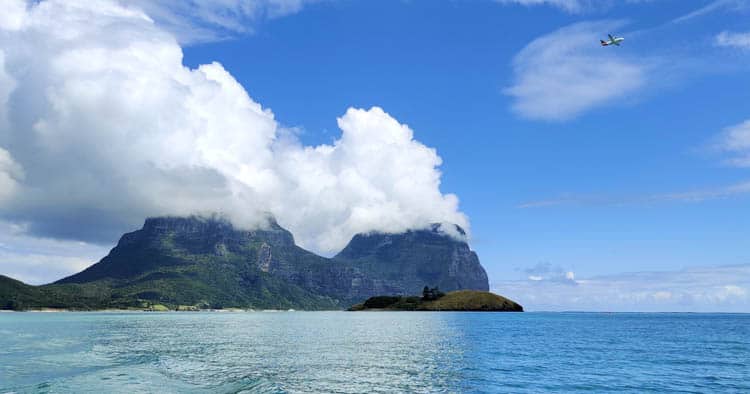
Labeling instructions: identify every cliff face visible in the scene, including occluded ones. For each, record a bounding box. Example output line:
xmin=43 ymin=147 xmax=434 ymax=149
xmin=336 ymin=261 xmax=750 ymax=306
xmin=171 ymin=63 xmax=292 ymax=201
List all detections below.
xmin=6 ymin=216 xmax=490 ymax=310
xmin=53 ymin=216 xmax=342 ymax=309
xmin=58 ymin=216 xmax=300 ymax=284
xmin=335 ymin=223 xmax=489 ymax=296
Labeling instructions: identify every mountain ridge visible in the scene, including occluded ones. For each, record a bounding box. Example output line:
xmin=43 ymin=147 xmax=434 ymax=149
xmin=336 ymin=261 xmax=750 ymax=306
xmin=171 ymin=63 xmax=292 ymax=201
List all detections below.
xmin=2 ymin=215 xmax=491 ymax=310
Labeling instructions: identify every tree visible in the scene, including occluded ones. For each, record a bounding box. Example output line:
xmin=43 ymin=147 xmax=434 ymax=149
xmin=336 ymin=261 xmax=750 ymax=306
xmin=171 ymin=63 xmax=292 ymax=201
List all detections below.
xmin=422 ymin=286 xmax=445 ymax=301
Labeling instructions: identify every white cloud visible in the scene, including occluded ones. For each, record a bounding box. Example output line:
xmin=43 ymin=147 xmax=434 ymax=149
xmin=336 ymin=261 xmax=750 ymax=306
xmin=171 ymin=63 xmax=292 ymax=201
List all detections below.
xmin=519 ymin=180 xmax=750 ymax=208
xmin=716 ymin=120 xmax=750 ymax=167
xmin=497 ymin=0 xmax=666 ymax=14
xmin=0 ymin=0 xmax=467 ymax=261
xmin=121 ymin=0 xmax=318 ymax=43
xmin=523 ymin=262 xmax=578 ymax=285
xmin=716 ymin=31 xmax=750 ymax=49
xmin=0 ymin=148 xmax=22 ymax=203
xmin=673 ymin=0 xmax=750 ymax=24
xmin=494 ymin=265 xmax=750 ymax=312
xmin=273 ymin=107 xmax=466 ymax=252
xmin=495 ymin=0 xmax=588 ymax=13
xmin=0 ymin=0 xmax=27 ymax=31
xmin=504 ymin=21 xmax=648 ymax=121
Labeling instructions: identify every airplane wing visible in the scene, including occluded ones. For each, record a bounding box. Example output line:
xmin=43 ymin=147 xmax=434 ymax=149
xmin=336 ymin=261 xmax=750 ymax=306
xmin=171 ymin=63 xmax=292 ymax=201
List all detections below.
xmin=608 ymin=34 xmax=615 ymax=41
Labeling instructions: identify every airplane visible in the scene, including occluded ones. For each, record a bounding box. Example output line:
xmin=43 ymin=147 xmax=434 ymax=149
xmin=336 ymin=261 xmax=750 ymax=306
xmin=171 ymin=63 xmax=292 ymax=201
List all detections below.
xmin=600 ymin=34 xmax=624 ymax=47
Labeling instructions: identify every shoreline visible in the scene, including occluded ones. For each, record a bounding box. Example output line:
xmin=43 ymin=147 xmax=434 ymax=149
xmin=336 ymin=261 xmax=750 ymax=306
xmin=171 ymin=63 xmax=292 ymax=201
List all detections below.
xmin=0 ymin=308 xmax=303 ymax=313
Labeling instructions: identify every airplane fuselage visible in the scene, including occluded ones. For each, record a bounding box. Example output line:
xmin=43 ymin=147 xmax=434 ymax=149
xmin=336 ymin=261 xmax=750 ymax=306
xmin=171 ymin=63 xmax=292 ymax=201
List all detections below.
xmin=601 ymin=37 xmax=624 ymax=46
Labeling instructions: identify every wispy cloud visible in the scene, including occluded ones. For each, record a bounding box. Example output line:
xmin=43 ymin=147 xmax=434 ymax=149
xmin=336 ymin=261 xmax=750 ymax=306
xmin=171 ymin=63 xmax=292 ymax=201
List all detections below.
xmin=519 ymin=181 xmax=750 ymax=208
xmin=715 ymin=120 xmax=750 ymax=167
xmin=716 ymin=31 xmax=750 ymax=50
xmin=122 ymin=0 xmax=319 ymax=44
xmin=495 ymin=0 xmax=589 ymax=13
xmin=672 ymin=0 xmax=749 ymax=24
xmin=504 ymin=21 xmax=649 ymax=121
xmin=494 ymin=264 xmax=750 ymax=312
xmin=522 ymin=118 xmax=750 ymax=209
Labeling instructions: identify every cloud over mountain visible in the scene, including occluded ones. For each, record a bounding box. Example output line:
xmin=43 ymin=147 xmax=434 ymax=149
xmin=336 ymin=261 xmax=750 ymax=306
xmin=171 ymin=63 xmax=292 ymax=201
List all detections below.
xmin=0 ymin=0 xmax=467 ymax=255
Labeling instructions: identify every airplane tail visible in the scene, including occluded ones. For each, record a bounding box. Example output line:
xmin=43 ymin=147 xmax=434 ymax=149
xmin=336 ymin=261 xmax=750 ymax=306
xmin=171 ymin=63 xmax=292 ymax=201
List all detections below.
xmin=600 ymin=40 xmax=608 ymax=46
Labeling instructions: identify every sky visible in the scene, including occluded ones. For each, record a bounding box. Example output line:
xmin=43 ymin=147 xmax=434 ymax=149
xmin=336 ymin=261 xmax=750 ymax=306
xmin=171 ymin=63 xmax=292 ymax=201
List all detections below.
xmin=1 ymin=0 xmax=750 ymax=311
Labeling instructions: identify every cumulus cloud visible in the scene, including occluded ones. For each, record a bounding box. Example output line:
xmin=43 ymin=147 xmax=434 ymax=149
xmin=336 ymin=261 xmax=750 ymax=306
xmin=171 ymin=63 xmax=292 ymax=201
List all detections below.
xmin=494 ymin=265 xmax=750 ymax=312
xmin=0 ymin=0 xmax=467 ymax=257
xmin=715 ymin=120 xmax=750 ymax=167
xmin=716 ymin=31 xmax=750 ymax=49
xmin=0 ymin=0 xmax=27 ymax=31
xmin=504 ymin=21 xmax=648 ymax=121
xmin=122 ymin=0 xmax=319 ymax=44
xmin=272 ymin=107 xmax=466 ymax=252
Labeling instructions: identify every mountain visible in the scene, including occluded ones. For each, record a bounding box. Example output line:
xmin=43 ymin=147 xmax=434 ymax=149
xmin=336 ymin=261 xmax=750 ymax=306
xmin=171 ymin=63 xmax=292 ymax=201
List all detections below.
xmin=336 ymin=223 xmax=489 ymax=295
xmin=53 ymin=216 xmax=343 ymax=310
xmin=1 ymin=216 xmax=491 ymax=310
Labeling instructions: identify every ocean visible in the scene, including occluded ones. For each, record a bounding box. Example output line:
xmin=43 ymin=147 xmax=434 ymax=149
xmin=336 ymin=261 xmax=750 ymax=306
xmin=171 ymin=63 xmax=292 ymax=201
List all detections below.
xmin=1 ymin=312 xmax=748 ymax=393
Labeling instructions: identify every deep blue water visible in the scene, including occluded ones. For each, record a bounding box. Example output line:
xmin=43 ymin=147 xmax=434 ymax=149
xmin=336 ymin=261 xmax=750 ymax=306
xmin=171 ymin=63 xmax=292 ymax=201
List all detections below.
xmin=1 ymin=312 xmax=748 ymax=393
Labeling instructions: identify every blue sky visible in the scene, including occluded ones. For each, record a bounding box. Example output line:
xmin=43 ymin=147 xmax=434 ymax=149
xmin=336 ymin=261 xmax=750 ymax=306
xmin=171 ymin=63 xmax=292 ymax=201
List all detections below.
xmin=1 ymin=0 xmax=750 ymax=311
xmin=181 ymin=0 xmax=750 ymax=300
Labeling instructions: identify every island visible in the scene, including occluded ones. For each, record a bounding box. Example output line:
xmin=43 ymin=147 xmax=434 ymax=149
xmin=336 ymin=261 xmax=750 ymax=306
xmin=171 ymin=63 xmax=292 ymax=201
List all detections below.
xmin=348 ymin=287 xmax=523 ymax=312
xmin=1 ymin=216 xmax=494 ymax=311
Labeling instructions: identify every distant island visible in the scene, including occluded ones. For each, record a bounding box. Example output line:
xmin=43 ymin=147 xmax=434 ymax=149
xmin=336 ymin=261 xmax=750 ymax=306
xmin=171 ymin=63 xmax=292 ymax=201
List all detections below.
xmin=349 ymin=287 xmax=523 ymax=312
xmin=1 ymin=216 xmax=497 ymax=311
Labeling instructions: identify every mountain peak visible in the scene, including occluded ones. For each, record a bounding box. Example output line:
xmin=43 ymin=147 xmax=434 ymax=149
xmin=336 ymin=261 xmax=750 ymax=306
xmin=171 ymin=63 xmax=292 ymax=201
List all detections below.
xmin=142 ymin=214 xmax=284 ymax=232
xmin=59 ymin=214 xmax=296 ymax=285
xmin=428 ymin=222 xmax=467 ymax=239
xmin=135 ymin=214 xmax=294 ymax=245
xmin=336 ymin=223 xmax=469 ymax=260
xmin=21 ymin=215 xmax=489 ymax=309
xmin=334 ymin=224 xmax=488 ymax=292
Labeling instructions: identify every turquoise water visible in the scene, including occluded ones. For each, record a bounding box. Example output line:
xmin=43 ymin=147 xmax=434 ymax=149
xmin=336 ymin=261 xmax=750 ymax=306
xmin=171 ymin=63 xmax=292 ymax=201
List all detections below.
xmin=1 ymin=312 xmax=748 ymax=393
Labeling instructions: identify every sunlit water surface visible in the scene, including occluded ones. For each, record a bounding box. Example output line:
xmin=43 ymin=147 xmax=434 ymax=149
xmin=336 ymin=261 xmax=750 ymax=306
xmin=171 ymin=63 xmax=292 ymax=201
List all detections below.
xmin=1 ymin=312 xmax=748 ymax=393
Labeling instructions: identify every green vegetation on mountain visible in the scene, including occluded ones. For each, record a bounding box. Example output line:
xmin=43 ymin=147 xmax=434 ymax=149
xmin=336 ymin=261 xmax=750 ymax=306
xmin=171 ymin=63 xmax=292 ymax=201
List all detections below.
xmin=0 ymin=275 xmax=113 ymax=310
xmin=0 ymin=216 xmax=500 ymax=311
xmin=3 ymin=217 xmax=340 ymax=310
xmin=335 ymin=224 xmax=489 ymax=294
xmin=348 ymin=290 xmax=523 ymax=312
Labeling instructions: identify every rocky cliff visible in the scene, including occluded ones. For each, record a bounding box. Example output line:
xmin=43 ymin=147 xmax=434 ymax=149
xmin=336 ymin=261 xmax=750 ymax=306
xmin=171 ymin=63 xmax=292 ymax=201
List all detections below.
xmin=3 ymin=216 xmax=491 ymax=310
xmin=335 ymin=223 xmax=489 ymax=295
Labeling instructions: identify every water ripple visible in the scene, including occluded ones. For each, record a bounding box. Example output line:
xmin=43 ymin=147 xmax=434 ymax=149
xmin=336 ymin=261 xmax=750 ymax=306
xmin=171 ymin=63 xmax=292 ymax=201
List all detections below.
xmin=1 ymin=312 xmax=749 ymax=393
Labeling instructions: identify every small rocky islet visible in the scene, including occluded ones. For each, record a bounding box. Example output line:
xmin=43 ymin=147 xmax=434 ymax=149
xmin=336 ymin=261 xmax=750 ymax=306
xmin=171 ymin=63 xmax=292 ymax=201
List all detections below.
xmin=349 ymin=288 xmax=523 ymax=312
